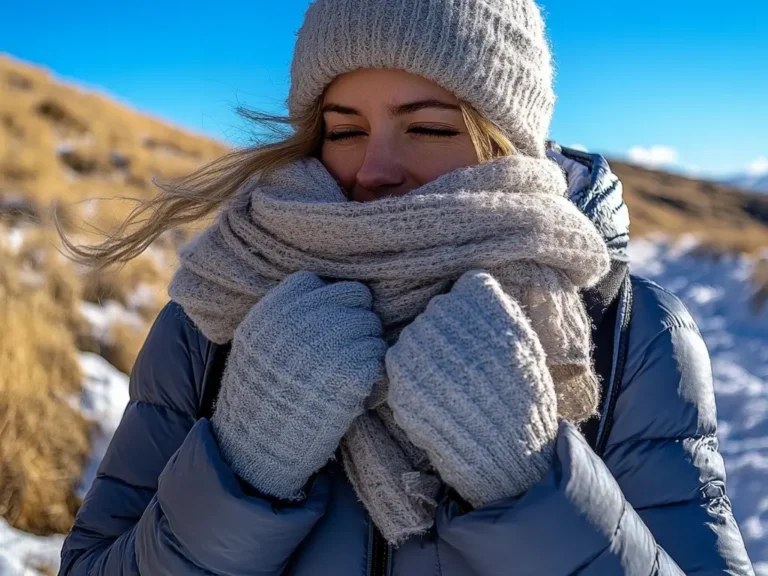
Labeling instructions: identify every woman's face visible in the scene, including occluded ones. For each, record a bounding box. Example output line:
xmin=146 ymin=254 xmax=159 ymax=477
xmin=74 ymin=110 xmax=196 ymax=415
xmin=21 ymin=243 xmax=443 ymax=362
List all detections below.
xmin=320 ymin=68 xmax=479 ymax=202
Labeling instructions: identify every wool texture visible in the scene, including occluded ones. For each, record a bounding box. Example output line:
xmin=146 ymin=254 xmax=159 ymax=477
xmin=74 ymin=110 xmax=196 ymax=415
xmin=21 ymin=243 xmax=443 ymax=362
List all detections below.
xmin=289 ymin=0 xmax=555 ymax=158
xmin=169 ymin=153 xmax=610 ymax=543
xmin=386 ymin=270 xmax=558 ymax=508
xmin=210 ymin=272 xmax=388 ymax=500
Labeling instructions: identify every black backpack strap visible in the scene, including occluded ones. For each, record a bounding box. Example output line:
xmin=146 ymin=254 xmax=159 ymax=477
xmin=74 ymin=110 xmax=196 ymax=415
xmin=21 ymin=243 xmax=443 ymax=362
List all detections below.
xmin=199 ymin=341 xmax=232 ymax=420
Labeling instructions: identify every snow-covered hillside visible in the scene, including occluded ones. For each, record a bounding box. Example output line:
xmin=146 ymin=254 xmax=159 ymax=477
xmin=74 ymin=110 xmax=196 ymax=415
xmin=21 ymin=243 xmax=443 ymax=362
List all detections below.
xmin=1 ymin=237 xmax=766 ymax=574
xmin=630 ymin=237 xmax=768 ymax=575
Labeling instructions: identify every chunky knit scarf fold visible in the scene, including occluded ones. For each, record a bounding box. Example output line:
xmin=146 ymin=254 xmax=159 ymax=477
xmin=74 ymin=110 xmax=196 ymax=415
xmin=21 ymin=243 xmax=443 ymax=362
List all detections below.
xmin=169 ymin=154 xmax=610 ymax=543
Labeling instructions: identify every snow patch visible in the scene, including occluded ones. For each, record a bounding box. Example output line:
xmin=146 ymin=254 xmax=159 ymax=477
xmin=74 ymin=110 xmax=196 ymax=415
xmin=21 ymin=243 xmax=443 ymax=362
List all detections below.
xmin=76 ymin=352 xmax=130 ymax=497
xmin=125 ymin=283 xmax=160 ymax=312
xmin=0 ymin=226 xmax=27 ymax=253
xmin=0 ymin=521 xmax=64 ymax=576
xmin=79 ymin=300 xmax=144 ymax=343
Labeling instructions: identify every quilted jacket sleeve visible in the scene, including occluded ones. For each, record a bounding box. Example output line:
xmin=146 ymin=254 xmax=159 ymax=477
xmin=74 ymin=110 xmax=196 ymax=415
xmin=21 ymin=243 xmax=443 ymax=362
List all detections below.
xmin=436 ymin=278 xmax=754 ymax=576
xmin=59 ymin=302 xmax=329 ymax=576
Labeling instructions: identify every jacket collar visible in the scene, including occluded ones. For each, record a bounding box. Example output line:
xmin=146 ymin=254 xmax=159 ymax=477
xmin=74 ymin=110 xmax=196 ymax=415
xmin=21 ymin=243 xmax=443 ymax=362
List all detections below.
xmin=547 ymin=143 xmax=631 ymax=263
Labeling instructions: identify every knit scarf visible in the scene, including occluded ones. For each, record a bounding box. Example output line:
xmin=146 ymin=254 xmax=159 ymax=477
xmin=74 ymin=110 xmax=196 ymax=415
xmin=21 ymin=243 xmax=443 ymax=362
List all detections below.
xmin=169 ymin=154 xmax=610 ymax=543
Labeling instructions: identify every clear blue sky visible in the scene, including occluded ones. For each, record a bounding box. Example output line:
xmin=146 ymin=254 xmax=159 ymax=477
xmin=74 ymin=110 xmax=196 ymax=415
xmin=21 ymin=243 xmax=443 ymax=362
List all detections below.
xmin=2 ymin=0 xmax=766 ymax=176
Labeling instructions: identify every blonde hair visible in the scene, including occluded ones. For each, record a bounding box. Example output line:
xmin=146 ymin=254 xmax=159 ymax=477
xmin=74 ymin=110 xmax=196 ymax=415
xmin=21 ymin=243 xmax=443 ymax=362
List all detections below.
xmin=58 ymin=99 xmax=516 ymax=269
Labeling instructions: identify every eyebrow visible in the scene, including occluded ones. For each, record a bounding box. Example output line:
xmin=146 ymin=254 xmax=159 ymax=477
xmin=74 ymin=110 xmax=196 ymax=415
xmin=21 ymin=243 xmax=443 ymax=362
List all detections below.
xmin=321 ymin=99 xmax=460 ymax=117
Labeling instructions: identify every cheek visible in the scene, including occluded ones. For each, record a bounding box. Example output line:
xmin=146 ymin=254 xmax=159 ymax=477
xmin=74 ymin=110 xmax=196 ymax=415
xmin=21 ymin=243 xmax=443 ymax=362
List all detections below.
xmin=408 ymin=137 xmax=479 ymax=182
xmin=320 ymin=144 xmax=364 ymax=189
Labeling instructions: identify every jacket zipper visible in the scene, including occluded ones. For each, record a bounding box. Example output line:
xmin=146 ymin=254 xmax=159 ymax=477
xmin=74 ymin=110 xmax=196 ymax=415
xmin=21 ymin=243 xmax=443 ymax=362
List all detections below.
xmin=594 ymin=274 xmax=634 ymax=457
xmin=369 ymin=523 xmax=390 ymax=576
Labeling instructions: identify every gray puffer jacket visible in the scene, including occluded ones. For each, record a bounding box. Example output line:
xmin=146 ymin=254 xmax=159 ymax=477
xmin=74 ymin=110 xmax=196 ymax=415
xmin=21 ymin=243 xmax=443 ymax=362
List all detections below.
xmin=60 ymin=149 xmax=754 ymax=576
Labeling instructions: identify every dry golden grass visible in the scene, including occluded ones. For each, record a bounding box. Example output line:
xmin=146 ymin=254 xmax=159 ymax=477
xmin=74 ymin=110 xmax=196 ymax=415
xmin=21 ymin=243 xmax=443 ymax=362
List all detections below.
xmin=81 ymin=253 xmax=170 ymax=317
xmin=26 ymin=562 xmax=57 ymax=576
xmin=0 ymin=240 xmax=91 ymax=535
xmin=0 ymin=52 xmax=200 ymax=394
xmin=100 ymin=321 xmax=150 ymax=375
xmin=15 ymin=230 xmax=82 ymax=305
xmin=27 ymin=562 xmax=57 ymax=576
xmin=0 ymin=52 xmax=227 ymax=232
xmin=611 ymin=161 xmax=768 ymax=255
xmin=14 ymin=229 xmax=169 ymax=373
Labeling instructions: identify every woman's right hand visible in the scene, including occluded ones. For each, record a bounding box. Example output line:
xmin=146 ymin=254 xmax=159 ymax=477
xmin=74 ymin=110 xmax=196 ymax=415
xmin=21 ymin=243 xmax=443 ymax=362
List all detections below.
xmin=211 ymin=271 xmax=387 ymax=499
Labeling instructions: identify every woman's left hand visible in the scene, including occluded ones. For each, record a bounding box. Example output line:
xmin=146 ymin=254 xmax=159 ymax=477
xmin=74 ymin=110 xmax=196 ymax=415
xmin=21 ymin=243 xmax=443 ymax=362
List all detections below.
xmin=386 ymin=270 xmax=558 ymax=508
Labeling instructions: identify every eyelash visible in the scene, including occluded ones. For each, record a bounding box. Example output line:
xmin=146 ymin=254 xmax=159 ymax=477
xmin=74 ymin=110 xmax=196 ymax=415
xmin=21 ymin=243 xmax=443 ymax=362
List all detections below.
xmin=325 ymin=126 xmax=460 ymax=142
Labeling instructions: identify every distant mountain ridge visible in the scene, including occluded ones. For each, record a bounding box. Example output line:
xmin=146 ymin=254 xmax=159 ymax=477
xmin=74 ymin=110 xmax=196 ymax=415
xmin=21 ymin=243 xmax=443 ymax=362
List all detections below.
xmin=725 ymin=172 xmax=768 ymax=194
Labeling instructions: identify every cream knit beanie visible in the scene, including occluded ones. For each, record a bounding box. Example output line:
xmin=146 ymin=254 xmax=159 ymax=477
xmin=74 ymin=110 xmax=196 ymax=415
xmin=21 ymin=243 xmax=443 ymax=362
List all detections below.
xmin=288 ymin=0 xmax=555 ymax=158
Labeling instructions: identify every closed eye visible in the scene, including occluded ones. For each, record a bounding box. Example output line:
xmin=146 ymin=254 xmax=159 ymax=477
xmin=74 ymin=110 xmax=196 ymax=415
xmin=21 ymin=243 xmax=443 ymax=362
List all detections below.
xmin=408 ymin=126 xmax=460 ymax=137
xmin=325 ymin=130 xmax=366 ymax=142
xmin=325 ymin=126 xmax=461 ymax=142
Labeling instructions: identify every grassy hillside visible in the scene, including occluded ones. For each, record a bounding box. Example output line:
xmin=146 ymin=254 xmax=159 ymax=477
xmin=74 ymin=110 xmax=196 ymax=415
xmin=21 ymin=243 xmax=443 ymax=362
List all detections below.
xmin=613 ymin=160 xmax=768 ymax=255
xmin=0 ymin=52 xmax=767 ymax=538
xmin=0 ymin=53 xmax=227 ymax=230
xmin=0 ymin=53 xmax=227 ymax=537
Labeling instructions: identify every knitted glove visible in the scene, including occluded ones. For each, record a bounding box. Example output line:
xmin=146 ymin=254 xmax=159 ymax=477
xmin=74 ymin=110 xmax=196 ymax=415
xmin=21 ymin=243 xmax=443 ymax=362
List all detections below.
xmin=386 ymin=271 xmax=558 ymax=508
xmin=211 ymin=271 xmax=387 ymax=500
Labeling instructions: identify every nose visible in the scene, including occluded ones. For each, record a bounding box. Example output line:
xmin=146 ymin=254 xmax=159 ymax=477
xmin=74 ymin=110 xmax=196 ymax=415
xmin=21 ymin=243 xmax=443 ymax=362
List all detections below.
xmin=354 ymin=136 xmax=407 ymax=195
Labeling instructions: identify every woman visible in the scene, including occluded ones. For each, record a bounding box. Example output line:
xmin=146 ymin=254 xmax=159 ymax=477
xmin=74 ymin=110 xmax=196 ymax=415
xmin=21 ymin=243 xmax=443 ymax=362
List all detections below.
xmin=60 ymin=0 xmax=754 ymax=574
